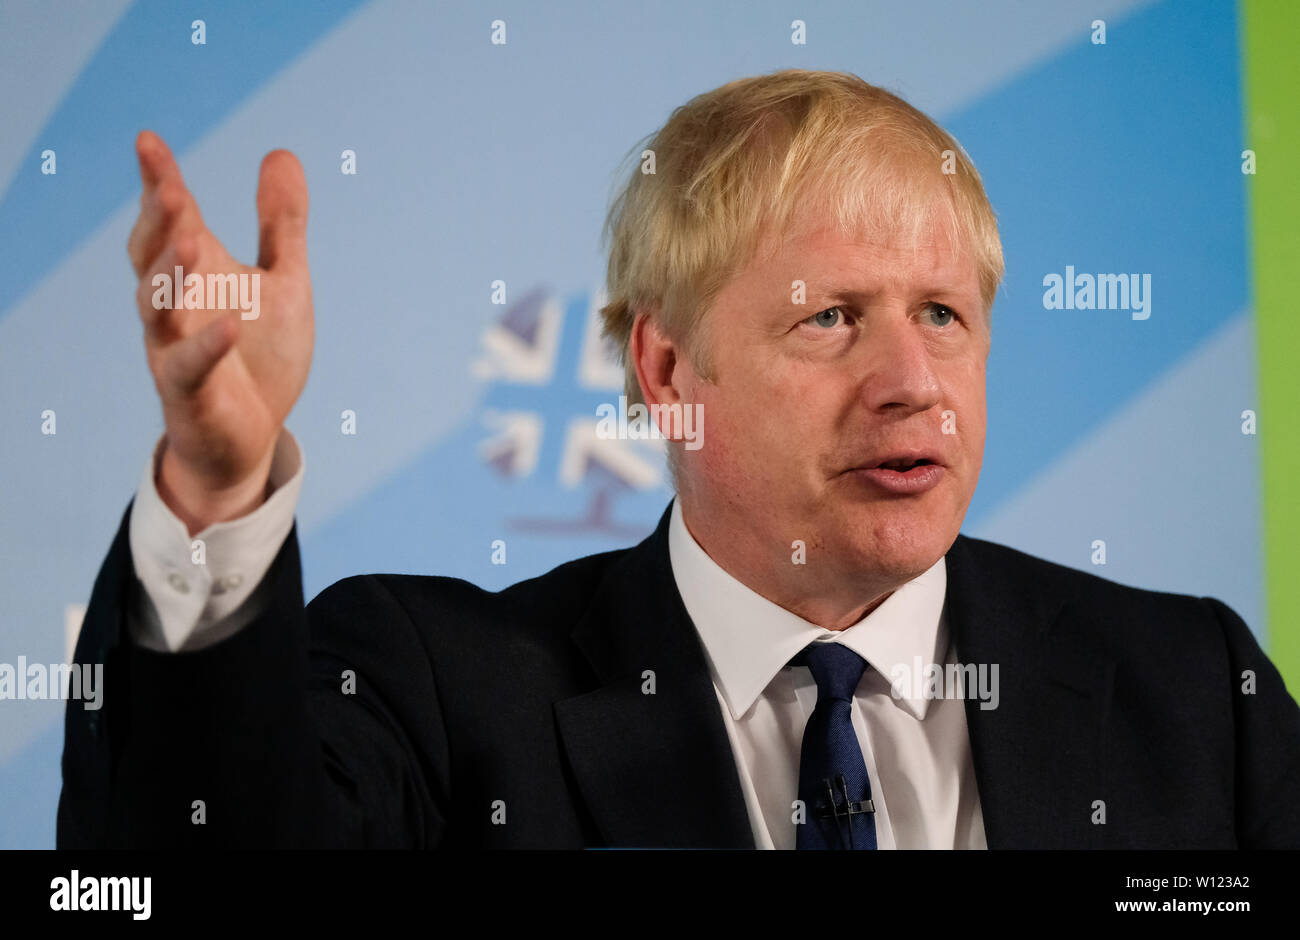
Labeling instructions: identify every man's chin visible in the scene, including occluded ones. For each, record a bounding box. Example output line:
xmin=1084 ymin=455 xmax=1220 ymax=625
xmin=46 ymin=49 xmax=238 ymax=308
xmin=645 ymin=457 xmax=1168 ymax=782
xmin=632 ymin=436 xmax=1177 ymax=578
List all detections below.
xmin=828 ymin=521 xmax=955 ymax=587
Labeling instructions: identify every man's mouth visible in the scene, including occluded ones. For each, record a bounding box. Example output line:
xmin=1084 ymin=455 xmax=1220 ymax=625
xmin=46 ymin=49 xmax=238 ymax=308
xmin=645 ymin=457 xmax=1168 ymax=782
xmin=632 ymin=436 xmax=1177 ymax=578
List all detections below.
xmin=845 ymin=453 xmax=946 ymax=494
xmin=872 ymin=457 xmax=935 ymax=471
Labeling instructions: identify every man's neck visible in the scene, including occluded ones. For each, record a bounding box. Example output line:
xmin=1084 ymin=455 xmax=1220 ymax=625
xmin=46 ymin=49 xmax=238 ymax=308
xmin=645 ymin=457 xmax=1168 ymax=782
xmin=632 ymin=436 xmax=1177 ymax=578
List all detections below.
xmin=675 ymin=497 xmax=899 ymax=632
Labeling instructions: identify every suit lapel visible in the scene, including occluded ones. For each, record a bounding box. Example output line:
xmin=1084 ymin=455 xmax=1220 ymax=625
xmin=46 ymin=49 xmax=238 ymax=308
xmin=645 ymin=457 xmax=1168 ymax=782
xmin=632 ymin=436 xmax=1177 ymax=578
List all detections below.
xmin=944 ymin=535 xmax=1115 ymax=848
xmin=554 ymin=502 xmax=755 ymax=848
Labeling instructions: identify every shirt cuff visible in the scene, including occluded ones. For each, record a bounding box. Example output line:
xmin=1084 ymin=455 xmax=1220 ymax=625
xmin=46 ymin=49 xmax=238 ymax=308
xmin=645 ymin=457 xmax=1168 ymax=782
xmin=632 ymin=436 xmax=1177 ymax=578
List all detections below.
xmin=128 ymin=427 xmax=304 ymax=653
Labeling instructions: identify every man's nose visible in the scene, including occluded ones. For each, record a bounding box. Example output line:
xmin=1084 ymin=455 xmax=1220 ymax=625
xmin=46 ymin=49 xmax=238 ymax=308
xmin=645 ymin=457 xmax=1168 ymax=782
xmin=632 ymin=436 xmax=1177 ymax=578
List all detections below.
xmin=855 ymin=311 xmax=941 ymax=415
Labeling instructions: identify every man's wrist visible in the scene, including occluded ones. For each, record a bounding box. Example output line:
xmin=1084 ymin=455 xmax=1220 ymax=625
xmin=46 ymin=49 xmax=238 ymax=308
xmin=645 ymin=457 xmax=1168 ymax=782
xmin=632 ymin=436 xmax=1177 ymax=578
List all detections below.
xmin=156 ymin=442 xmax=274 ymax=537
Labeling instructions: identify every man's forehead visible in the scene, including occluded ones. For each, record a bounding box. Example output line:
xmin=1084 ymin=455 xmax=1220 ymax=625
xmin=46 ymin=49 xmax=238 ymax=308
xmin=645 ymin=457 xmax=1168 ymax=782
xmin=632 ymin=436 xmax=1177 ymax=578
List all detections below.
xmin=760 ymin=219 xmax=977 ymax=288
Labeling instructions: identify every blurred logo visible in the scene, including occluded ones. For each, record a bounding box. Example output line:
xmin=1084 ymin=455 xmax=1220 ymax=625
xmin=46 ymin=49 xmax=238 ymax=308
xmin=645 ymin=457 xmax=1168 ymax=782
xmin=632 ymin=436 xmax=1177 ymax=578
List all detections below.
xmin=474 ymin=287 xmax=666 ymax=536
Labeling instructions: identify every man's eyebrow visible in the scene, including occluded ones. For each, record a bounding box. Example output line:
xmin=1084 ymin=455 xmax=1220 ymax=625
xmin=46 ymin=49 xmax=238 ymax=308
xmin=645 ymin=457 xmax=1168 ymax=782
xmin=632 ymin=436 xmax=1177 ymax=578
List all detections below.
xmin=789 ymin=280 xmax=976 ymax=306
xmin=770 ymin=283 xmax=876 ymax=315
xmin=915 ymin=283 xmax=981 ymax=303
xmin=787 ymin=272 xmax=882 ymax=301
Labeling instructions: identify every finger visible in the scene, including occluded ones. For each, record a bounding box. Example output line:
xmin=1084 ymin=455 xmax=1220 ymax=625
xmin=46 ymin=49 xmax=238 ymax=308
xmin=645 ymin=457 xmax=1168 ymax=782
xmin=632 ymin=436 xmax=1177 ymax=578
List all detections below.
xmin=137 ymin=233 xmax=200 ymax=347
xmin=136 ymin=130 xmax=175 ymax=190
xmin=130 ymin=131 xmax=208 ymax=275
xmin=255 ymin=149 xmax=309 ymax=272
xmin=128 ymin=178 xmax=187 ymax=277
xmin=158 ymin=315 xmax=237 ymax=397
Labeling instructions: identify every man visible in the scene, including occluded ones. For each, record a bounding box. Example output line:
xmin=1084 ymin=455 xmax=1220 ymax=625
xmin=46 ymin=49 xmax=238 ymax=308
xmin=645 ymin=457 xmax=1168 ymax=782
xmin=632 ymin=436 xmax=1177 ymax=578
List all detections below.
xmin=59 ymin=70 xmax=1300 ymax=849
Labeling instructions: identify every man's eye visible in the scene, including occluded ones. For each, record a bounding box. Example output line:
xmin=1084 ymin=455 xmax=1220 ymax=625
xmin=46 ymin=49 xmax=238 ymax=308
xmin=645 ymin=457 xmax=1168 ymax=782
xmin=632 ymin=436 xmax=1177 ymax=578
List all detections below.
xmin=924 ymin=303 xmax=958 ymax=327
xmin=806 ymin=306 xmax=845 ymax=328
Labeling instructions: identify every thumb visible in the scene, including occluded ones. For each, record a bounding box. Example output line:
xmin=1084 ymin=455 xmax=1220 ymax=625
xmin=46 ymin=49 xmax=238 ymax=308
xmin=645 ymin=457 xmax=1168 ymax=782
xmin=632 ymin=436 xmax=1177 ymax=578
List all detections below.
xmin=255 ymin=148 xmax=309 ymax=271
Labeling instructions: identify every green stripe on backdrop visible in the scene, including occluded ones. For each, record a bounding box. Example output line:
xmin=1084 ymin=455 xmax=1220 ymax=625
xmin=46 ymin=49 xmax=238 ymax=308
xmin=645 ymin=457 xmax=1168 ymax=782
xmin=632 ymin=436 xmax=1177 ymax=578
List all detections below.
xmin=1242 ymin=0 xmax=1300 ymax=691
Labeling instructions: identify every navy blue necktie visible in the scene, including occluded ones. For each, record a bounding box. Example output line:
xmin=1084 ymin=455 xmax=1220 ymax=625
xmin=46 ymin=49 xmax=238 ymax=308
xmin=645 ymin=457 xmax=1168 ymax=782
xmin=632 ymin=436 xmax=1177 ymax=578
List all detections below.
xmin=793 ymin=643 xmax=878 ymax=850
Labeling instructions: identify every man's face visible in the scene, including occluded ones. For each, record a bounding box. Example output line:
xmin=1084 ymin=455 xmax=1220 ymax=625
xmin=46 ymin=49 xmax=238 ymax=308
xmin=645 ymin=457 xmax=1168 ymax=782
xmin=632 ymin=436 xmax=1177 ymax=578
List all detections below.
xmin=675 ymin=204 xmax=990 ymax=598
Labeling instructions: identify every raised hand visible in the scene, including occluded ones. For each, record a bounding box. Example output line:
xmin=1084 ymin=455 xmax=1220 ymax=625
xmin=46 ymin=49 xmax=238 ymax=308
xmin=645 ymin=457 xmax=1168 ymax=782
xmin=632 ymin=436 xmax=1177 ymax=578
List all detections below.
xmin=127 ymin=130 xmax=314 ymax=535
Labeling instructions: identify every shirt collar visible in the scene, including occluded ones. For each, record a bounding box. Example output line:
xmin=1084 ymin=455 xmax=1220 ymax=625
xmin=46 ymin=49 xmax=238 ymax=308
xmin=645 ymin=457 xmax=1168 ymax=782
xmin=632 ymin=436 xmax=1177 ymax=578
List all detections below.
xmin=667 ymin=498 xmax=949 ymax=723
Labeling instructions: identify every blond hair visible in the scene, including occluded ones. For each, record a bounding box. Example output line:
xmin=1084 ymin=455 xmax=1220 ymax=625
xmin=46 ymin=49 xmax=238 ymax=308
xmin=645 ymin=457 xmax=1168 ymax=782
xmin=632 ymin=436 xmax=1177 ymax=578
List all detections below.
xmin=598 ymin=69 xmax=1004 ymax=405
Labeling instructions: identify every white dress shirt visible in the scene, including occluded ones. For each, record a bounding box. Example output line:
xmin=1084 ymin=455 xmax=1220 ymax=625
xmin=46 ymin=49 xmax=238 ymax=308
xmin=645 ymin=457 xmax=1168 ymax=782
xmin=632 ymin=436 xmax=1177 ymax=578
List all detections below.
xmin=127 ymin=429 xmax=985 ymax=848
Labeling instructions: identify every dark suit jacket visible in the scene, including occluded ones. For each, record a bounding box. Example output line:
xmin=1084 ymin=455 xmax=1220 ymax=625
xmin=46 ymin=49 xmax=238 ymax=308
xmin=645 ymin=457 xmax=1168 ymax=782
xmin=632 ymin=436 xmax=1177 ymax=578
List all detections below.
xmin=58 ymin=499 xmax=1300 ymax=848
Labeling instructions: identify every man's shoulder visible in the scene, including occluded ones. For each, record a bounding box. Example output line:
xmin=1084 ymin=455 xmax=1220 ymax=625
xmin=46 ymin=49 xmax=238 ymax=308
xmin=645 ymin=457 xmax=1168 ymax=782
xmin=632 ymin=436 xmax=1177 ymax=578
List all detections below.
xmin=949 ymin=533 xmax=1238 ymax=655
xmin=954 ymin=532 xmax=1212 ymax=605
xmin=305 ymin=543 xmax=635 ymax=643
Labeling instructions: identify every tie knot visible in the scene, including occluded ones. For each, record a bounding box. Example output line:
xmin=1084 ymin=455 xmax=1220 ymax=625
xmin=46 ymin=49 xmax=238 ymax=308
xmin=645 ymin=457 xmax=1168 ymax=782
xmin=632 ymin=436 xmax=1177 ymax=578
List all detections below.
xmin=792 ymin=643 xmax=867 ymax=700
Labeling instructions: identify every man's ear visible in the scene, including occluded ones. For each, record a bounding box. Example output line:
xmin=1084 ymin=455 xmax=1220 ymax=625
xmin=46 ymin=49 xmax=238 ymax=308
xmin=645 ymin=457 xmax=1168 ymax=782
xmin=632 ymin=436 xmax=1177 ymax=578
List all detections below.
xmin=630 ymin=310 xmax=686 ymax=408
